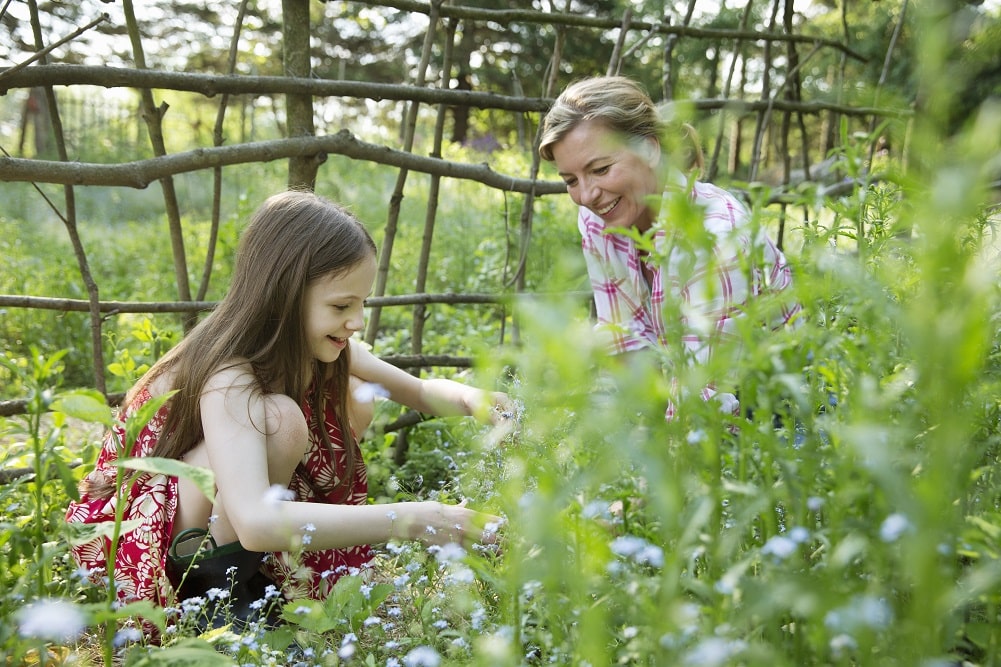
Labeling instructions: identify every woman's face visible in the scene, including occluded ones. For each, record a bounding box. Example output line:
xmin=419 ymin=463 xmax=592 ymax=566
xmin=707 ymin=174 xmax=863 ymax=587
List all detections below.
xmin=550 ymin=119 xmax=661 ymax=232
xmin=303 ymin=254 xmax=376 ymax=364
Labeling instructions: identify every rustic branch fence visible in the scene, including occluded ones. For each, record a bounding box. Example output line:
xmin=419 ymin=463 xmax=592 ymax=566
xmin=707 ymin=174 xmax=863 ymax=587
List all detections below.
xmin=0 ymin=0 xmax=910 ymax=435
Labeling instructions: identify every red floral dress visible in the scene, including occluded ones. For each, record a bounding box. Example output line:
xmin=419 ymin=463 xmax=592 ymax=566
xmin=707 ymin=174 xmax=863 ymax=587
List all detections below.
xmin=65 ymin=382 xmax=372 ymax=605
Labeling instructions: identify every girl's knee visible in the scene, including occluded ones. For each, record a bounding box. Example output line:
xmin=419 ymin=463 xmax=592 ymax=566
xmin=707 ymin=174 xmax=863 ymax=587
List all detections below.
xmin=348 ymin=375 xmax=374 ymax=438
xmin=264 ymin=394 xmax=310 ymax=462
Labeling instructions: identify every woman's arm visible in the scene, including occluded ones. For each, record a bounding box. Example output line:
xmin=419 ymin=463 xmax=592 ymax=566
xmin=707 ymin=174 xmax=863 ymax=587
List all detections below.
xmin=347 ymin=339 xmax=510 ymax=423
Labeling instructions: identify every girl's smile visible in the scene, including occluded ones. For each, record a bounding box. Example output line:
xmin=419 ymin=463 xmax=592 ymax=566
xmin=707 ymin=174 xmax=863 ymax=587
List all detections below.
xmin=303 ymin=254 xmax=377 ymax=363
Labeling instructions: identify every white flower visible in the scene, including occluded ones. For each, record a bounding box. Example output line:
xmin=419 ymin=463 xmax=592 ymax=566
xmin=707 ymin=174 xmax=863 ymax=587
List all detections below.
xmin=482 ymin=519 xmax=505 ymax=536
xmin=829 ymin=633 xmax=858 ymax=659
xmin=470 ymin=605 xmax=487 ymax=630
xmin=113 ymin=627 xmax=143 ymax=647
xmin=581 ymin=500 xmax=610 ymax=519
xmin=880 ymin=513 xmax=911 ymax=542
xmin=363 ymin=615 xmax=381 ymax=626
xmin=761 ymin=535 xmax=798 ymax=560
xmin=445 ymin=564 xmax=475 ymax=585
xmin=610 ymin=535 xmax=647 ymax=558
xmin=18 ymin=599 xmax=87 ymax=642
xmin=354 ymin=382 xmax=390 ymax=403
xmin=807 ymin=496 xmax=824 ymax=511
xmin=825 ymin=596 xmax=893 ymax=632
xmin=788 ymin=526 xmax=810 ymax=543
xmin=684 ymin=637 xmax=748 ymax=667
xmin=263 ymin=484 xmax=294 ymax=504
xmin=181 ymin=596 xmax=206 ymax=614
xmin=403 ymin=646 xmax=441 ymax=667
xmin=609 ymin=535 xmax=664 ymax=568
xmin=205 ymin=587 xmax=229 ymax=601
xmin=435 ymin=542 xmax=466 ymax=563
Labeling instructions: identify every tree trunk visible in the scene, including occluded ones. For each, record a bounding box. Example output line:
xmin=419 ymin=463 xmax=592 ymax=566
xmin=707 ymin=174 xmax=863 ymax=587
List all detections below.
xmin=283 ymin=0 xmax=319 ymax=190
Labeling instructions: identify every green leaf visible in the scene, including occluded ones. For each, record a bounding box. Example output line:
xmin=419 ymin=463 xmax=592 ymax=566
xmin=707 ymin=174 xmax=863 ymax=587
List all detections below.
xmin=124 ymin=391 xmax=175 ymax=456
xmin=53 ymin=454 xmax=81 ymax=502
xmin=118 ymin=457 xmax=215 ymax=503
xmin=87 ymin=599 xmax=166 ymax=631
xmin=123 ymin=638 xmax=236 ymax=666
xmin=64 ymin=519 xmax=145 ymax=546
xmin=50 ymin=390 xmax=114 ymax=427
xmin=281 ymin=598 xmax=340 ymax=633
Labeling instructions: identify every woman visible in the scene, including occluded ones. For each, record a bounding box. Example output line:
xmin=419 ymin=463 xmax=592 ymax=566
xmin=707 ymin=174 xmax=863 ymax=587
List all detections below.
xmin=66 ymin=190 xmax=510 ymax=628
xmin=539 ymin=75 xmax=800 ymax=419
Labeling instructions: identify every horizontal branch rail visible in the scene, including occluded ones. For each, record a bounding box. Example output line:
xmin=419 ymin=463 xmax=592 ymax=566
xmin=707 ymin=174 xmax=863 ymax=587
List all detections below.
xmin=693 ymin=97 xmax=912 ymax=119
xmin=0 ymin=65 xmax=552 ymax=112
xmin=0 ymin=291 xmax=590 ymax=314
xmin=0 ymin=67 xmax=907 ymax=120
xmin=357 ymin=0 xmax=867 ymax=61
xmin=0 ymin=130 xmax=567 ymax=191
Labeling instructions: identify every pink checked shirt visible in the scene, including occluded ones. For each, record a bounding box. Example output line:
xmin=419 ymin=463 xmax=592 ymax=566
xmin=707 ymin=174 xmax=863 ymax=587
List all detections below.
xmin=579 ymin=178 xmax=800 ymax=418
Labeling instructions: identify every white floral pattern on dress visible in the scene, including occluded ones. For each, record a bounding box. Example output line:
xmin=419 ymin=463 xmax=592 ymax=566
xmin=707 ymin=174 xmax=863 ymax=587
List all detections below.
xmin=65 ymin=382 xmax=371 ymax=605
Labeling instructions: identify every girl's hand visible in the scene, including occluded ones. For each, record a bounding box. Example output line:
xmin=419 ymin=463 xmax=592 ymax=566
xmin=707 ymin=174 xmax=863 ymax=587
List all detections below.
xmin=464 ymin=389 xmax=517 ymax=425
xmin=402 ymin=501 xmax=504 ymax=548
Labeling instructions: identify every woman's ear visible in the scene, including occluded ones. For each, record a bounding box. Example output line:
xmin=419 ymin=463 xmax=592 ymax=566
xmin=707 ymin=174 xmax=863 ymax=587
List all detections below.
xmin=642 ymin=136 xmax=661 ymax=167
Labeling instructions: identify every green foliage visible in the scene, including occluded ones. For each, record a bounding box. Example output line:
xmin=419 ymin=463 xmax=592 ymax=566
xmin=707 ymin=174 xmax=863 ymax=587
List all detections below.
xmin=4 ymin=10 xmax=1001 ymax=663
xmin=3 ymin=166 xmax=1001 ymax=664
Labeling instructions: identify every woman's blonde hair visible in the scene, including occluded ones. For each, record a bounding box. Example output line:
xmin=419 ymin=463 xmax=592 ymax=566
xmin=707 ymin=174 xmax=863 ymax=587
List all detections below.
xmin=539 ymin=75 xmax=703 ymax=173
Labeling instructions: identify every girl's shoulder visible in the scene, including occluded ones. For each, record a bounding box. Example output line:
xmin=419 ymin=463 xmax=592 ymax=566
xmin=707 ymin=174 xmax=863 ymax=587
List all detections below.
xmin=203 ymin=358 xmax=260 ymax=393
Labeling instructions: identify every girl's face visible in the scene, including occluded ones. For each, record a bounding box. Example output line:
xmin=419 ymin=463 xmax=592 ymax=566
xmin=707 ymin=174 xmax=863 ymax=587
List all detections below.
xmin=550 ymin=119 xmax=661 ymax=232
xmin=303 ymin=254 xmax=377 ymax=363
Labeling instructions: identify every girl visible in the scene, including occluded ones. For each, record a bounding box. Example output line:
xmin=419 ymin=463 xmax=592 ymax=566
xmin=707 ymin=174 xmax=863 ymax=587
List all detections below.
xmin=66 ymin=190 xmax=509 ymax=626
xmin=539 ymin=75 xmax=801 ymax=419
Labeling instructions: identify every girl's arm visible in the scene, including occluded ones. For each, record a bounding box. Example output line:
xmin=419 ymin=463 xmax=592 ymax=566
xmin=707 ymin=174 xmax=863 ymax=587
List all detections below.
xmin=348 ymin=339 xmax=511 ymax=423
xmin=200 ymin=364 xmax=499 ymax=554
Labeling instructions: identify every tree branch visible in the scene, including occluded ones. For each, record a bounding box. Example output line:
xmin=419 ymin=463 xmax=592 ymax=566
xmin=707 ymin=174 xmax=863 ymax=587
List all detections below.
xmin=0 ymin=130 xmax=567 ymax=191
xmin=0 ymin=65 xmax=552 ymax=112
xmin=0 ymin=291 xmax=587 ymax=313
xmin=356 ymin=0 xmax=867 ymax=61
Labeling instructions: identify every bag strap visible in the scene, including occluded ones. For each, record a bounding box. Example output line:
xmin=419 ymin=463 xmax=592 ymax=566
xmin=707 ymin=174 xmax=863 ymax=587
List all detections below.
xmin=168 ymin=527 xmax=217 ymax=560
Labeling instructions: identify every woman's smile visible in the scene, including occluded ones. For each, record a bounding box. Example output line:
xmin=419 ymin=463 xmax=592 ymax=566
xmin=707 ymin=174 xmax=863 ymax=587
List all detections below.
xmin=594 ymin=197 xmax=621 ymax=216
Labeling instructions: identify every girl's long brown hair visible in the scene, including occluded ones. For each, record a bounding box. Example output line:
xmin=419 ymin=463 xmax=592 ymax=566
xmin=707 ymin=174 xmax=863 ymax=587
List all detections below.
xmin=86 ymin=190 xmax=376 ymax=498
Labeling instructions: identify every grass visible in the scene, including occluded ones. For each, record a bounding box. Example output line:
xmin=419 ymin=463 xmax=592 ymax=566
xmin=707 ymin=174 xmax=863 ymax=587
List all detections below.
xmin=3 ymin=73 xmax=1001 ymax=667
